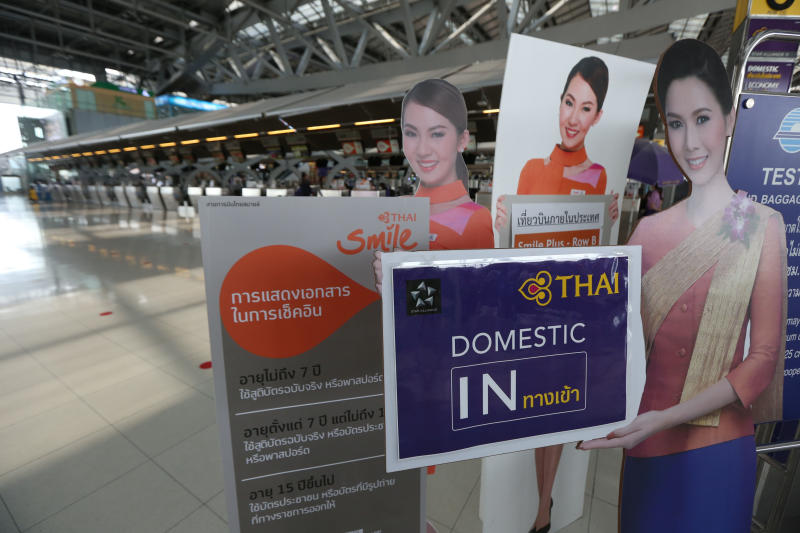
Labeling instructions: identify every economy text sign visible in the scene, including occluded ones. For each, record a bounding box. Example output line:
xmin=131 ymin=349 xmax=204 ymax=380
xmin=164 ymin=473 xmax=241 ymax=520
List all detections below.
xmin=200 ymin=197 xmax=427 ymax=532
xmin=728 ymin=92 xmax=800 ymax=421
xmin=381 ymin=247 xmax=645 ymax=471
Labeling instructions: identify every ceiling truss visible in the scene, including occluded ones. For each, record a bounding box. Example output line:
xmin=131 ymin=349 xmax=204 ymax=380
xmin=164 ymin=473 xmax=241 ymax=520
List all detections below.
xmin=0 ymin=0 xmax=741 ymax=101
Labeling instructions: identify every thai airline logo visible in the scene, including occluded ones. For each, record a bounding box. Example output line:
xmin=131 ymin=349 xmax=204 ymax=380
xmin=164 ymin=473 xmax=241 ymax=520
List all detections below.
xmin=774 ymin=107 xmax=800 ymax=154
xmin=518 ymin=271 xmax=552 ymax=306
xmin=519 ymin=270 xmax=620 ymax=305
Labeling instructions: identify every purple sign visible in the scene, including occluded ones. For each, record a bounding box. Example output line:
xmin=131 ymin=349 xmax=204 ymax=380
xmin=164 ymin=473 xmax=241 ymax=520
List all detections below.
xmin=747 ymin=17 xmax=800 ymax=58
xmin=389 ymin=256 xmax=629 ymax=460
xmin=728 ymin=92 xmax=800 ymax=421
xmin=744 ymin=61 xmax=795 ymax=93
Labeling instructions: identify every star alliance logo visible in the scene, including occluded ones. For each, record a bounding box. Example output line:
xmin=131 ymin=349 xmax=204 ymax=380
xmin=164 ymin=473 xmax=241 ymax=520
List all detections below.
xmin=406 ymin=279 xmax=441 ymax=315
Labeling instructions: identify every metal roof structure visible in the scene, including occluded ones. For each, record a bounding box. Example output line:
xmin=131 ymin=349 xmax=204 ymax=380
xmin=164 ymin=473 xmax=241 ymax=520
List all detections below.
xmin=0 ymin=0 xmax=741 ymax=102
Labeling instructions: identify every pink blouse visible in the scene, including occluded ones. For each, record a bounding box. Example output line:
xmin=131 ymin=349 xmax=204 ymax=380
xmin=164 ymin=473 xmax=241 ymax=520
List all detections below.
xmin=627 ymin=201 xmax=784 ymax=458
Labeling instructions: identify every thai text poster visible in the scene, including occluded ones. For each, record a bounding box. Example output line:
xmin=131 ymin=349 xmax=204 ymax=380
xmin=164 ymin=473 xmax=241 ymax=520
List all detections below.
xmin=381 ymin=247 xmax=645 ymax=471
xmin=727 ymin=92 xmax=798 ymax=421
xmin=200 ymin=197 xmax=427 ymax=532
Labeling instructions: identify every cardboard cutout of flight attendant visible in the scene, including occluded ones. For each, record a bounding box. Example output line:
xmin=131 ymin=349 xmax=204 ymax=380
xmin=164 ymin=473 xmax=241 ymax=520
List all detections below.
xmin=403 ymin=79 xmax=494 ymax=251
xmin=581 ymin=40 xmax=787 ymax=533
xmin=483 ymin=35 xmax=654 ymax=533
xmin=373 ymin=79 xmax=494 ymax=289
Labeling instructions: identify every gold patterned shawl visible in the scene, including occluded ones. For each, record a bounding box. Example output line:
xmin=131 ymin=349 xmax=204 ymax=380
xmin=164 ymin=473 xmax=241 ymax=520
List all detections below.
xmin=641 ymin=200 xmax=785 ymax=426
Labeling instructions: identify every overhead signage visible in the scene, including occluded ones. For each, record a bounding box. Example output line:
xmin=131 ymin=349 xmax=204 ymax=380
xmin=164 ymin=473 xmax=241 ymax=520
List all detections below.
xmin=727 ymin=92 xmax=799 ymax=420
xmin=376 ymin=139 xmax=399 ymax=154
xmin=178 ymin=146 xmax=196 ymax=163
xmin=225 ymin=140 xmax=245 ymax=163
xmin=381 ymin=247 xmax=645 ymax=471
xmin=342 ymin=141 xmax=364 ymax=155
xmin=200 ymin=197 xmax=428 ymax=532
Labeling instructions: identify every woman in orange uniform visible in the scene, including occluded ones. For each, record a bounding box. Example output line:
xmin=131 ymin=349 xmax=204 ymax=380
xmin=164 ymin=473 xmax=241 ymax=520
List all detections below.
xmin=400 ymin=78 xmax=493 ymax=250
xmin=580 ymin=39 xmax=786 ymax=533
xmin=495 ymin=57 xmax=618 ymax=233
xmin=495 ymin=57 xmax=616 ymax=533
xmin=518 ymin=56 xmax=608 ymax=196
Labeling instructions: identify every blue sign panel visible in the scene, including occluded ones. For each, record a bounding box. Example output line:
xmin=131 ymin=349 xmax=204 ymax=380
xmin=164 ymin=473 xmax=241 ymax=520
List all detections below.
xmin=389 ymin=256 xmax=629 ymax=461
xmin=728 ymin=92 xmax=800 ymax=421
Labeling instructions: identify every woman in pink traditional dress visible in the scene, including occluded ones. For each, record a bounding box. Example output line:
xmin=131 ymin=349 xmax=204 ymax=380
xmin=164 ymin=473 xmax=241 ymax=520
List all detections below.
xmin=581 ymin=39 xmax=786 ymax=533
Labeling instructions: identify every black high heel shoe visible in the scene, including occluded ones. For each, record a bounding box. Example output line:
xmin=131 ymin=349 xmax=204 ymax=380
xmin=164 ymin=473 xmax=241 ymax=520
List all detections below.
xmin=528 ymin=498 xmax=553 ymax=533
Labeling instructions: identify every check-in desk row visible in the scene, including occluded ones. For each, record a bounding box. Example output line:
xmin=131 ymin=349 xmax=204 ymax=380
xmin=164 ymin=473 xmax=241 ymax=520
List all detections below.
xmin=45 ymin=184 xmax=387 ymax=208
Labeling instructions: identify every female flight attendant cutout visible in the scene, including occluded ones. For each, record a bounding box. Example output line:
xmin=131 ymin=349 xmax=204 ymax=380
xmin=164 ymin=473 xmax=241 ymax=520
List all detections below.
xmin=580 ymin=39 xmax=786 ymax=533
xmin=495 ymin=57 xmax=620 ymax=235
xmin=374 ymin=79 xmax=494 ymax=292
xmin=494 ymin=57 xmax=619 ymax=533
xmin=402 ymin=79 xmax=493 ymax=251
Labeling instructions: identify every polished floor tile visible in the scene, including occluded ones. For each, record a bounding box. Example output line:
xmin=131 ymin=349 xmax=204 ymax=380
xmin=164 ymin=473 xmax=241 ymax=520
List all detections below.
xmin=24 ymin=462 xmax=201 ymax=533
xmin=154 ymin=425 xmax=224 ymax=501
xmin=0 ymin=427 xmax=148 ymax=530
xmin=0 ymin=196 xmax=629 ymax=533
xmin=0 ymin=400 xmax=107 ymax=476
xmin=115 ymin=389 xmax=217 ymax=457
xmin=82 ymin=369 xmax=193 ymax=423
xmin=166 ymin=505 xmax=227 ymax=533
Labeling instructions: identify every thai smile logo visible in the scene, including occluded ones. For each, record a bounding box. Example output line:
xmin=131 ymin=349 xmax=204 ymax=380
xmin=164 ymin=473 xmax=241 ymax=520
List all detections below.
xmin=337 ymin=212 xmax=418 ymax=255
xmin=519 ymin=271 xmax=552 ymax=306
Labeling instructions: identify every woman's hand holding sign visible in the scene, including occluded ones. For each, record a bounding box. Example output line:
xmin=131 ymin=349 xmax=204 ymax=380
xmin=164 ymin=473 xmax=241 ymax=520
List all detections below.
xmin=494 ymin=195 xmax=509 ymax=232
xmin=579 ymin=378 xmax=738 ymax=450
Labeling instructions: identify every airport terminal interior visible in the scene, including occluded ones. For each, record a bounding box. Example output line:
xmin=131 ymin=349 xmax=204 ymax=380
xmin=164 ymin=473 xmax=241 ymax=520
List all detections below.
xmin=1 ymin=0 xmax=800 ymax=532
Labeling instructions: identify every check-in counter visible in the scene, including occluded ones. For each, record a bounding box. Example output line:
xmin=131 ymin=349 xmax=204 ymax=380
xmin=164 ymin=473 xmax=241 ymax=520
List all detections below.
xmin=351 ymin=190 xmax=380 ymax=198
xmin=69 ymin=185 xmax=85 ymax=203
xmin=320 ymin=189 xmax=344 ymax=197
xmin=146 ymin=186 xmax=165 ymax=210
xmin=187 ymin=186 xmax=204 ymax=207
xmin=51 ymin=185 xmax=66 ymax=203
xmin=87 ymin=185 xmax=102 ymax=205
xmin=97 ymin=185 xmax=112 ymax=205
xmin=159 ymin=186 xmax=180 ymax=211
xmin=205 ymin=187 xmax=223 ymax=196
xmin=266 ymin=188 xmax=289 ymax=197
xmin=241 ymin=187 xmax=262 ymax=197
xmin=113 ymin=186 xmax=129 ymax=207
xmin=125 ymin=185 xmax=143 ymax=208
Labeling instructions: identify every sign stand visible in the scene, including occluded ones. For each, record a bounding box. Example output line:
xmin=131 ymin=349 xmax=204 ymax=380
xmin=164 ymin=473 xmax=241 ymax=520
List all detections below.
xmin=728 ymin=28 xmax=800 ymax=533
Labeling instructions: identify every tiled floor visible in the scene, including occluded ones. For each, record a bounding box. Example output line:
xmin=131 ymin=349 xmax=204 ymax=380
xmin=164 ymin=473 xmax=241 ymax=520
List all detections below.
xmin=0 ymin=195 xmax=623 ymax=532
